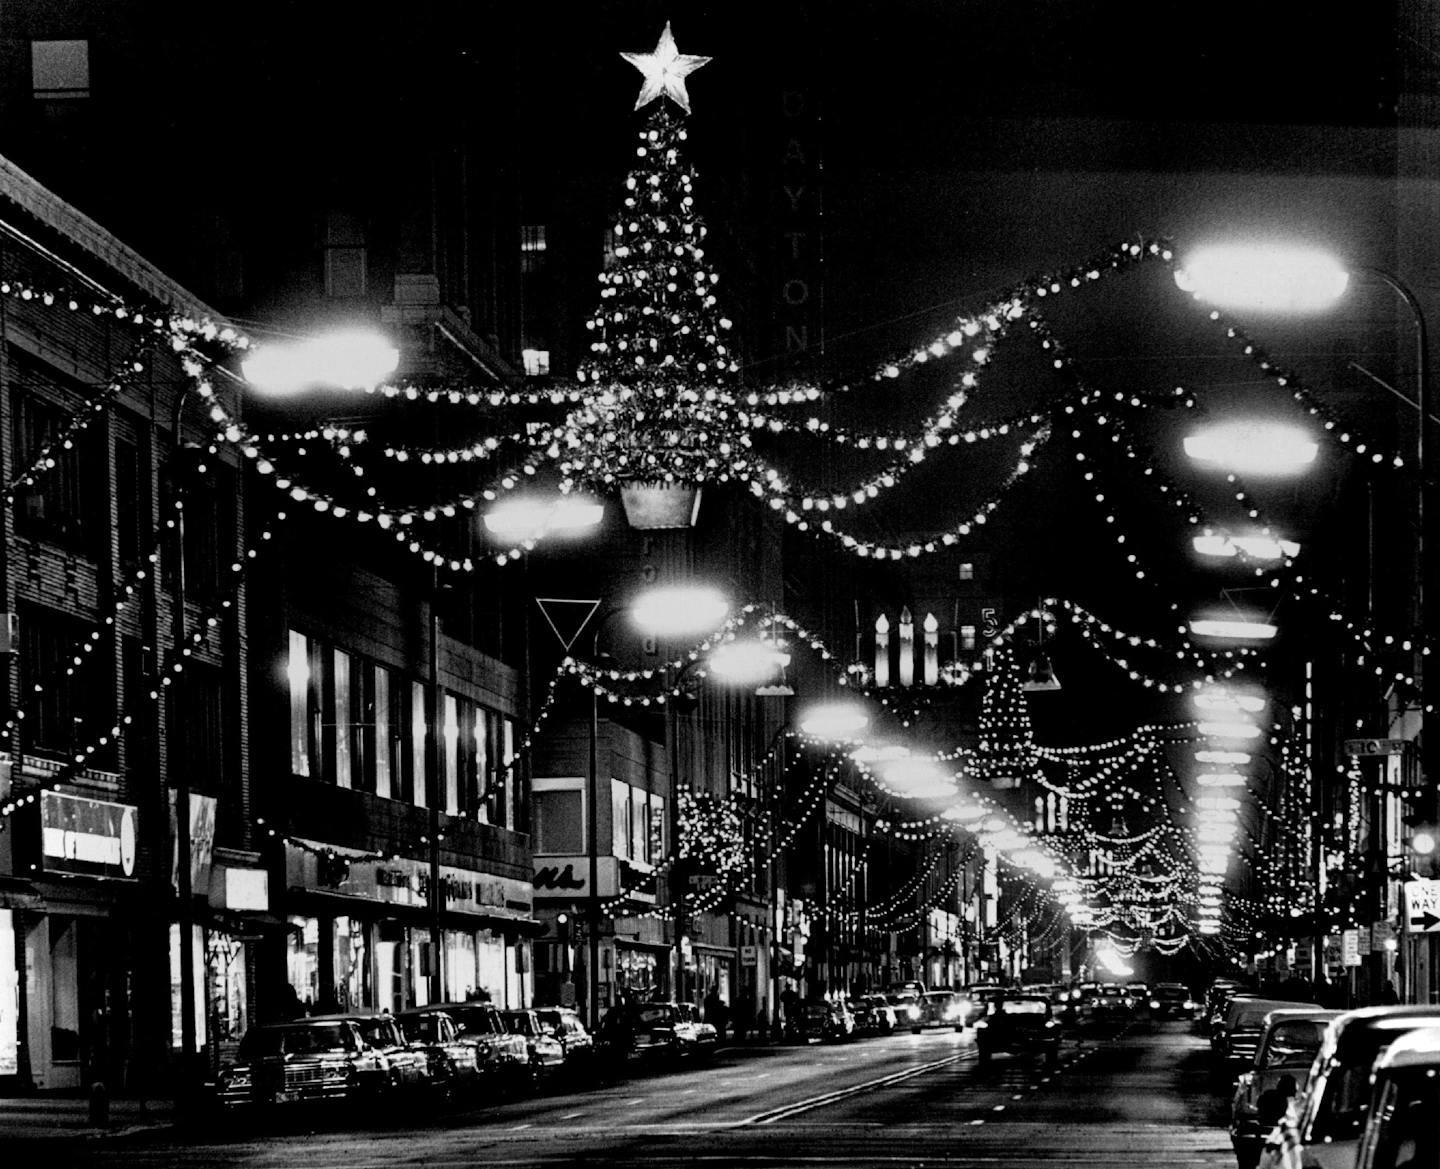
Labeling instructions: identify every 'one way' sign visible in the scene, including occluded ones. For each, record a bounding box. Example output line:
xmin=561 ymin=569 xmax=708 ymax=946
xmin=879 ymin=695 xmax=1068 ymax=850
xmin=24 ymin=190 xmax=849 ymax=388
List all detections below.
xmin=1403 ymin=878 xmax=1440 ymax=933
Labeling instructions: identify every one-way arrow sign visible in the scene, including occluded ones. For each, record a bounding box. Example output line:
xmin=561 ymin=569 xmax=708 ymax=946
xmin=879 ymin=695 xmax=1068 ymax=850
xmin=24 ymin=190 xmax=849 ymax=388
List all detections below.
xmin=1403 ymin=879 xmax=1440 ymax=933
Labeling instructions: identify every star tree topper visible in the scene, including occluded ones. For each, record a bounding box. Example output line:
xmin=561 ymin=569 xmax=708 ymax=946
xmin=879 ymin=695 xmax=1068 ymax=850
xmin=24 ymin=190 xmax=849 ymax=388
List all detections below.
xmin=621 ymin=21 xmax=711 ymax=116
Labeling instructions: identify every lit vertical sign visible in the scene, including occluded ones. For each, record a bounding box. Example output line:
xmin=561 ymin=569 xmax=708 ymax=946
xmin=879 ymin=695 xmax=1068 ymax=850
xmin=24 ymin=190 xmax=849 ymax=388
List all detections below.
xmin=775 ymin=83 xmax=822 ymax=369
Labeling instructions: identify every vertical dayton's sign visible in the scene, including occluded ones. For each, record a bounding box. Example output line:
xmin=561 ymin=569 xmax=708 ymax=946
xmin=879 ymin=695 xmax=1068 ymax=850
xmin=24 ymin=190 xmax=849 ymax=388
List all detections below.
xmin=774 ymin=81 xmax=822 ymax=370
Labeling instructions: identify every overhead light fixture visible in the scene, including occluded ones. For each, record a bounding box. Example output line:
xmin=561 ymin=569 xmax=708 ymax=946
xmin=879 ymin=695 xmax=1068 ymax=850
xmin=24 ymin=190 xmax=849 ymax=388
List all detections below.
xmin=1199 ymin=720 xmax=1262 ymax=740
xmin=1197 ymin=773 xmax=1247 ymax=788
xmin=1173 ymin=244 xmax=1350 ymax=313
xmin=709 ymin=639 xmax=791 ymax=686
xmin=1189 ymin=618 xmax=1278 ymax=640
xmin=630 ymin=585 xmax=730 ymax=638
xmin=1183 ymin=420 xmax=1317 ymax=477
xmin=943 ymin=802 xmax=986 ymax=823
xmin=241 ymin=328 xmax=400 ymax=394
xmin=1196 ymin=749 xmax=1251 ymax=765
xmin=850 ymin=744 xmax=911 ymax=765
xmin=1193 ymin=688 xmax=1267 ymax=715
xmin=482 ymin=495 xmax=605 ymax=543
xmin=1192 ymin=533 xmax=1301 ymax=561
xmin=797 ymin=701 xmax=870 ymax=742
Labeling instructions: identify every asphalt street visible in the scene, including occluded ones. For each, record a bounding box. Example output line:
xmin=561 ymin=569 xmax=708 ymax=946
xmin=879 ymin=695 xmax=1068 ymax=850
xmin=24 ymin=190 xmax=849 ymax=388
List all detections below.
xmin=2 ymin=1021 xmax=1237 ymax=1168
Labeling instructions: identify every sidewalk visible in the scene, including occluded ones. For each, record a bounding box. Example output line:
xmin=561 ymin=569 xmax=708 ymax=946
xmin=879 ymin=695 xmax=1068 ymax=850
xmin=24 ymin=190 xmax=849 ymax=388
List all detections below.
xmin=0 ymin=1091 xmax=174 ymax=1140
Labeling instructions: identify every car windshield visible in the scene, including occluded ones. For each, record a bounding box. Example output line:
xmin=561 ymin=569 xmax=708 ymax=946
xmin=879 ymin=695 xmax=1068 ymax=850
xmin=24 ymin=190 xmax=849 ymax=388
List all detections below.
xmin=1263 ymin=1020 xmax=1328 ymax=1068
xmin=400 ymin=1014 xmax=445 ymax=1043
xmin=1100 ymin=987 xmax=1125 ymax=998
xmin=1155 ymin=986 xmax=1187 ymax=999
xmin=449 ymin=1006 xmax=501 ymax=1035
xmin=637 ymin=1005 xmax=674 ymax=1027
xmin=504 ymin=1013 xmax=538 ymax=1036
xmin=240 ymin=1023 xmax=354 ymax=1058
xmin=357 ymin=1018 xmax=401 ymax=1047
xmin=1319 ymin=1030 xmax=1438 ymax=1139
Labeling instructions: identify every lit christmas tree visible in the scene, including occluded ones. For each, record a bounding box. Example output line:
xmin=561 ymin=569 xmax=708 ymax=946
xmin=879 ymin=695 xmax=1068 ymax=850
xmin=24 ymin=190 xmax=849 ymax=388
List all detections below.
xmin=558 ymin=23 xmax=745 ymax=496
xmin=974 ymin=645 xmax=1041 ymax=790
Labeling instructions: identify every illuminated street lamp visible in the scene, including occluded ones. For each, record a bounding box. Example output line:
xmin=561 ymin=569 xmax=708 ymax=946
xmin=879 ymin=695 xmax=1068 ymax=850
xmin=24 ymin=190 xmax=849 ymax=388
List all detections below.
xmin=630 ymin=584 xmax=730 ymax=637
xmin=798 ymin=700 xmax=870 ymax=741
xmin=1198 ymin=720 xmax=1261 ymax=741
xmin=1183 ymin=420 xmax=1318 ymax=477
xmin=1196 ymin=749 xmax=1252 ymax=765
xmin=1189 ymin=617 xmax=1277 ymax=640
xmin=707 ymin=637 xmax=791 ymax=687
xmin=1174 ymin=244 xmax=1350 ymax=313
xmin=1192 ymin=532 xmax=1302 ymax=560
xmin=240 ymin=328 xmax=400 ymax=393
xmin=1197 ymin=772 xmax=1248 ymax=788
xmin=482 ymin=495 xmax=604 ymax=543
xmin=1193 ymin=687 xmax=1267 ymax=715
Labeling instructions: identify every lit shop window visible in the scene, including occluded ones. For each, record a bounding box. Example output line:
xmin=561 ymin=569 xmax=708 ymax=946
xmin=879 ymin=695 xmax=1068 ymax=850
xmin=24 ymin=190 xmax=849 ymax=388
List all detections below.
xmin=522 ymin=348 xmax=550 ymax=377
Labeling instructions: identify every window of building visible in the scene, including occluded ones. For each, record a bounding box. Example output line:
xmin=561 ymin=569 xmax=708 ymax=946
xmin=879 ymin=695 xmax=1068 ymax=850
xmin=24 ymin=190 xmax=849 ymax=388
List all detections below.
xmin=115 ymin=438 xmax=145 ymax=571
xmin=173 ymin=662 xmax=223 ymax=795
xmin=323 ymin=212 xmax=366 ymax=298
xmin=532 ymin=781 xmax=584 ymax=855
xmin=960 ymin=624 xmax=977 ymax=651
xmin=649 ymin=795 xmax=667 ymax=861
xmin=411 ymin=681 xmax=428 ymax=808
xmin=371 ymin=665 xmax=393 ymax=800
xmin=521 ymin=348 xmax=550 ymax=377
xmin=31 ymin=40 xmax=89 ymax=99
xmin=611 ymin=778 xmax=630 ymax=858
xmin=332 ymin=649 xmax=353 ymax=789
xmin=502 ymin=719 xmax=521 ymax=831
xmin=14 ymin=390 xmax=95 ymax=551
xmin=520 ymin=225 xmax=547 ymax=274
xmin=288 ymin=631 xmax=313 ymax=777
xmin=631 ymin=788 xmax=649 ymax=862
xmin=21 ymin=605 xmax=104 ymax=763
xmin=958 ymin=561 xmax=975 ymax=581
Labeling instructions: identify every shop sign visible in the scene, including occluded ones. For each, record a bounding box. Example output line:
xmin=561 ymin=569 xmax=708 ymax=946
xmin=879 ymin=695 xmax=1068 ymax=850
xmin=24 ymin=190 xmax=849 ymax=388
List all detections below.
xmin=740 ymin=944 xmax=758 ymax=967
xmin=40 ymin=791 xmax=137 ymax=879
xmin=170 ymin=791 xmax=217 ymax=894
xmin=532 ymin=855 xmax=619 ymax=900
xmin=285 ymin=840 xmax=533 ymax=919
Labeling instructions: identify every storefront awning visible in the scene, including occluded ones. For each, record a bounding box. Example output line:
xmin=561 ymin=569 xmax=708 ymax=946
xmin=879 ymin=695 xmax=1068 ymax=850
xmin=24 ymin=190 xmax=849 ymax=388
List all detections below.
xmin=0 ymin=876 xmax=42 ymax=910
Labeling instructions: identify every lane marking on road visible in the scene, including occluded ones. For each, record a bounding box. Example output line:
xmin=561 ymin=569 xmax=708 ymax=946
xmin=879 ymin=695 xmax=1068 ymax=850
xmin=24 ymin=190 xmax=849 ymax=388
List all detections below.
xmin=622 ymin=1097 xmax=645 ymax=1105
xmin=559 ymin=1112 xmax=584 ymax=1119
xmin=970 ymin=1118 xmax=986 ymax=1126
xmin=992 ymin=1104 xmax=1006 ymax=1112
xmin=508 ymin=1123 xmax=532 ymax=1131
xmin=738 ymin=1053 xmax=967 ymax=1125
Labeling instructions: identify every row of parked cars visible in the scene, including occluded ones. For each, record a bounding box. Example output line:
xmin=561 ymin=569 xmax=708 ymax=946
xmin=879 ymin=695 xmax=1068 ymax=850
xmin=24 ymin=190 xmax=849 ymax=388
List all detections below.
xmin=1203 ymin=978 xmax=1440 ymax=1169
xmin=210 ymin=1001 xmax=603 ymax=1111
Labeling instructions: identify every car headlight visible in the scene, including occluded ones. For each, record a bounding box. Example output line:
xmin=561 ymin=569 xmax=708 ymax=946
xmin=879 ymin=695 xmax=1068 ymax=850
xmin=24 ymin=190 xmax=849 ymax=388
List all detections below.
xmin=974 ymin=1019 xmax=988 ymax=1029
xmin=907 ymin=1005 xmax=921 ymax=1019
xmin=944 ymin=1006 xmax=961 ymax=1020
xmin=1184 ymin=1000 xmax=1198 ymax=1010
xmin=1150 ymin=1000 xmax=1161 ymax=1009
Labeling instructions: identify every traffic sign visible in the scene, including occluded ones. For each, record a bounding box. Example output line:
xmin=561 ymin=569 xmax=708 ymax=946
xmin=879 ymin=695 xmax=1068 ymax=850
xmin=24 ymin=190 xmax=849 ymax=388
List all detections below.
xmin=1345 ymin=738 xmax=1410 ymax=757
xmin=1403 ymin=878 xmax=1440 ymax=932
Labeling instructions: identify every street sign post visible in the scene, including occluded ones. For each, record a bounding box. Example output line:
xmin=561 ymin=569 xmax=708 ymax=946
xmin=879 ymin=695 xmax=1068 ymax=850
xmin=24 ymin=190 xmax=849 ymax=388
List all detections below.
xmin=1403 ymin=878 xmax=1440 ymax=932
xmin=1345 ymin=738 xmax=1410 ymax=757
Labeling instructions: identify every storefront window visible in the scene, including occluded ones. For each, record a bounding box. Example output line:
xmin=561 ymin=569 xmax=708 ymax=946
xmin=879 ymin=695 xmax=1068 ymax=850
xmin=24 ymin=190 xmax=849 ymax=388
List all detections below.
xmin=502 ymin=719 xmax=519 ymax=830
xmin=649 ymin=795 xmax=667 ymax=862
xmin=334 ymin=916 xmax=371 ymax=1010
xmin=206 ymin=933 xmax=248 ymax=1045
xmin=409 ymin=929 xmax=433 ymax=1007
xmin=533 ymin=787 xmax=583 ymax=854
xmin=632 ymin=788 xmax=649 ymax=862
xmin=0 ymin=910 xmax=16 ymax=1075
xmin=411 ymin=681 xmax=427 ymax=809
xmin=168 ymin=922 xmax=207 ymax=1050
xmin=477 ymin=930 xmax=506 ymax=1004
xmin=444 ymin=929 xmax=478 ymax=1002
xmin=375 ymin=924 xmax=409 ymax=1013
xmin=286 ymin=915 xmax=319 ymax=1013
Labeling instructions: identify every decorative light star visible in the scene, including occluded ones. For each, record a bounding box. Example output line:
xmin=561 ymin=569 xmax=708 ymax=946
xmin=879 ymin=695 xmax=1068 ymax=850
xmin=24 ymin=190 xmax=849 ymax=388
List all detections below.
xmin=620 ymin=21 xmax=711 ymax=116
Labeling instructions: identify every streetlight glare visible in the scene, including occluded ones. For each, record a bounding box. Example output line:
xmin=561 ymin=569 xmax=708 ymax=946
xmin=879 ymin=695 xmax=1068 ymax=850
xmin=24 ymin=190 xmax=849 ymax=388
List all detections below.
xmin=707 ymin=638 xmax=790 ymax=685
xmin=240 ymin=329 xmax=400 ymax=394
xmin=482 ymin=495 xmax=604 ymax=543
xmin=1193 ymin=687 xmax=1267 ymax=715
xmin=1173 ymin=244 xmax=1350 ymax=312
xmin=1413 ymin=830 xmax=1437 ymax=856
xmin=629 ymin=584 xmax=730 ymax=637
xmin=1196 ymin=772 xmax=1248 ymax=787
xmin=1198 ymin=719 xmax=1261 ymax=740
xmin=1192 ymin=533 xmax=1301 ymax=560
xmin=879 ymin=756 xmax=955 ymax=796
xmin=1195 ymin=749 xmax=1251 ymax=765
xmin=797 ymin=700 xmax=870 ymax=741
xmin=1189 ymin=617 xmax=1278 ymax=640
xmin=1183 ymin=421 xmax=1318 ymax=476
xmin=850 ymin=743 xmax=912 ymax=764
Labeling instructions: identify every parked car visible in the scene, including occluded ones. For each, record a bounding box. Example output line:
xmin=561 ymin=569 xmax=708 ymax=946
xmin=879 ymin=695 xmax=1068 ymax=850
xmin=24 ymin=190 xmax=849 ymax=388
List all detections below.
xmin=1355 ymin=1025 xmax=1440 ymax=1169
xmin=854 ymin=994 xmax=898 ymax=1035
xmin=344 ymin=1012 xmax=431 ymax=1097
xmin=791 ymin=998 xmax=856 ymax=1043
xmin=535 ymin=1006 xmax=597 ymax=1075
xmin=677 ymin=1002 xmax=719 ymax=1052
xmin=595 ymin=1000 xmax=688 ymax=1063
xmin=1229 ymin=1008 xmax=1341 ymax=1169
xmin=399 ymin=1003 xmax=527 ymax=1087
xmin=1202 ymin=980 xmax=1249 ymax=1032
xmin=1256 ymin=1005 xmax=1440 ymax=1169
xmin=1150 ymin=982 xmax=1195 ymax=1019
xmin=214 ymin=1017 xmax=390 ymax=1108
xmin=392 ymin=1008 xmax=482 ymax=1099
xmin=500 ymin=1008 xmax=567 ymax=1082
xmin=1216 ymin=997 xmax=1315 ymax=1078
xmin=1126 ymin=982 xmax=1151 ymax=1016
xmin=912 ymin=990 xmax=967 ymax=1032
xmin=973 ymin=994 xmax=1062 ymax=1068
